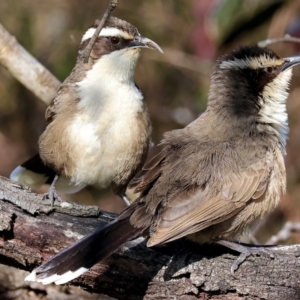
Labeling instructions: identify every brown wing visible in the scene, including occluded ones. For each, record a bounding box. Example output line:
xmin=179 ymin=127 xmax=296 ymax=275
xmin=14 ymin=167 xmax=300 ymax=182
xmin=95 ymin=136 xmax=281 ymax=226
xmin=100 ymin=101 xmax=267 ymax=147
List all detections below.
xmin=45 ymin=82 xmax=78 ymax=125
xmin=45 ymin=85 xmax=64 ymax=124
xmin=45 ymin=98 xmax=58 ymax=124
xmin=147 ymin=162 xmax=270 ymax=247
xmin=129 ymin=150 xmax=166 ymax=193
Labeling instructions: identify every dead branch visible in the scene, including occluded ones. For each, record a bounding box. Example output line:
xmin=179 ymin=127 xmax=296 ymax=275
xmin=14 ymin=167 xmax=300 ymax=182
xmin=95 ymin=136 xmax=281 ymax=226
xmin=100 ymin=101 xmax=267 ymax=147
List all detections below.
xmin=258 ymin=34 xmax=300 ymax=48
xmin=1 ymin=176 xmax=300 ymax=300
xmin=0 ymin=23 xmax=60 ymax=105
xmin=266 ymin=221 xmax=300 ymax=245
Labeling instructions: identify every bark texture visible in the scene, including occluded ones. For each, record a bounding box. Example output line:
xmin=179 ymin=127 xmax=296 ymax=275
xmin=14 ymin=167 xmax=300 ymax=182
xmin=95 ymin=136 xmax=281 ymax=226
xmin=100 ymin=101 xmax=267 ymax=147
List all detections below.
xmin=0 ymin=175 xmax=300 ymax=300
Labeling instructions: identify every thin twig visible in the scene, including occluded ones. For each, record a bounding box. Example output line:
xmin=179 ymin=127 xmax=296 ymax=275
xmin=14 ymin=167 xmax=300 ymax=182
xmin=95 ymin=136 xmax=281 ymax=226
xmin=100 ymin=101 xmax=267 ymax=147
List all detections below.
xmin=258 ymin=34 xmax=300 ymax=48
xmin=82 ymin=0 xmax=118 ymax=63
xmin=146 ymin=47 xmax=213 ymax=75
xmin=265 ymin=221 xmax=300 ymax=245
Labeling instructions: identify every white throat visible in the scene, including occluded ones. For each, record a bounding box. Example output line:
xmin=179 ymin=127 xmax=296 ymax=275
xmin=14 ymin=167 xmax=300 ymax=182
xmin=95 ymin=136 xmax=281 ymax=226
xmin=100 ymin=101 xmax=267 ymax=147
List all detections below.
xmin=258 ymin=69 xmax=292 ymax=148
xmin=77 ymin=48 xmax=142 ymax=117
xmin=68 ymin=49 xmax=145 ymax=187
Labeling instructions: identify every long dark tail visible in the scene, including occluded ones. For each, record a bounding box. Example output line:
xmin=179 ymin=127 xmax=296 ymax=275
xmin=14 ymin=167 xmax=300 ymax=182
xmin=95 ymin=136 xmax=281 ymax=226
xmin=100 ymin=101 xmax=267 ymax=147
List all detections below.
xmin=25 ymin=214 xmax=141 ymax=285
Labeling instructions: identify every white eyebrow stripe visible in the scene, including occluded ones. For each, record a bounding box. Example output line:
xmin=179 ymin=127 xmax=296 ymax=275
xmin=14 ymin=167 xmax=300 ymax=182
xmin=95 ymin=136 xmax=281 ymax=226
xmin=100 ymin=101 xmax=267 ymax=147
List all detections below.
xmin=220 ymin=58 xmax=252 ymax=69
xmin=81 ymin=27 xmax=133 ymax=42
xmin=220 ymin=56 xmax=283 ymax=70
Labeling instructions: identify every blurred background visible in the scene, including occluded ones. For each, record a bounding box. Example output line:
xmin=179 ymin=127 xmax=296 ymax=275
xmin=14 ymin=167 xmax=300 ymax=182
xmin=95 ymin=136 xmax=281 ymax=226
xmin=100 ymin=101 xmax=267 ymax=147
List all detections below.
xmin=1 ymin=0 xmax=300 ymax=246
xmin=2 ymin=0 xmax=300 ymax=298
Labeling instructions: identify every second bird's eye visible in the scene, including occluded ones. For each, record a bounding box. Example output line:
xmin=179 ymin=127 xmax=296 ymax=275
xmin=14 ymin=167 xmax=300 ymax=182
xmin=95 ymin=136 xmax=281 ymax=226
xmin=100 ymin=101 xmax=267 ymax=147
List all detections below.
xmin=264 ymin=67 xmax=274 ymax=73
xmin=110 ymin=37 xmax=120 ymax=44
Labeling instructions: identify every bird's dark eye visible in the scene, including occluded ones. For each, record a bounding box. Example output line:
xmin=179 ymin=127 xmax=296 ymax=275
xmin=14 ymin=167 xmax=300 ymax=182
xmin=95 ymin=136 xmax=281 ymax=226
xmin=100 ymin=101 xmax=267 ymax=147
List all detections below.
xmin=110 ymin=37 xmax=120 ymax=45
xmin=264 ymin=67 xmax=274 ymax=73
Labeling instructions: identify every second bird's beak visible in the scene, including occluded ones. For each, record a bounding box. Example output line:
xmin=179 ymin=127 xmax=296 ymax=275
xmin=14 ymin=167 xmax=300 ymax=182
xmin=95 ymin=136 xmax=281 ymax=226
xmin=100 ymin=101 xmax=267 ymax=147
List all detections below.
xmin=281 ymin=56 xmax=300 ymax=71
xmin=127 ymin=35 xmax=163 ymax=53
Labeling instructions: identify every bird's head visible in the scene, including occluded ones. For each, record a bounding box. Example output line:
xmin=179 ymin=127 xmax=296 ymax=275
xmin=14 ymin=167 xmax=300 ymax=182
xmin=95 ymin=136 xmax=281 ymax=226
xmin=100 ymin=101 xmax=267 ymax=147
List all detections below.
xmin=208 ymin=45 xmax=300 ymax=145
xmin=78 ymin=16 xmax=163 ymax=79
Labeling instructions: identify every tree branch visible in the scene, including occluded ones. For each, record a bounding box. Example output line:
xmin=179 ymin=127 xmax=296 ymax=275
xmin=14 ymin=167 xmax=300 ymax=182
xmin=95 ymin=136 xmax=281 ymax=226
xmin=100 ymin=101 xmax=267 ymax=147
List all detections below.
xmin=1 ymin=176 xmax=300 ymax=300
xmin=0 ymin=23 xmax=60 ymax=105
xmin=258 ymin=34 xmax=300 ymax=48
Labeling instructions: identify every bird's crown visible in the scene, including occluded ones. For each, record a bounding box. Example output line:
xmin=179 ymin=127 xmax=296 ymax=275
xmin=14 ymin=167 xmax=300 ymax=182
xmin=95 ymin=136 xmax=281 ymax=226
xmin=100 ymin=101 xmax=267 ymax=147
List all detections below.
xmin=219 ymin=45 xmax=284 ymax=71
xmin=81 ymin=16 xmax=139 ymax=44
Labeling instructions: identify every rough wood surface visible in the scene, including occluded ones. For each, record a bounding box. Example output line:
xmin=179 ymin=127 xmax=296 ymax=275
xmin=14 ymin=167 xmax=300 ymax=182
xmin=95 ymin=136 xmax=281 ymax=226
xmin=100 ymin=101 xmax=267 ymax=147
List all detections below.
xmin=0 ymin=175 xmax=300 ymax=300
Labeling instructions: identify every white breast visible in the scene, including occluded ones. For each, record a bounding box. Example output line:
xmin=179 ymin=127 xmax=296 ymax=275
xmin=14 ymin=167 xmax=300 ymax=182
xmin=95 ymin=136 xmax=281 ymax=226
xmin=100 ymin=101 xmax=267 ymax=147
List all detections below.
xmin=66 ymin=49 xmax=146 ymax=187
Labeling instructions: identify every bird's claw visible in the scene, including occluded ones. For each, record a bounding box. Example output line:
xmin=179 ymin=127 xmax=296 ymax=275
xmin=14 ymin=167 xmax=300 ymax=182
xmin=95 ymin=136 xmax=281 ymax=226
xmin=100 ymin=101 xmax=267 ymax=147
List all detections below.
xmin=216 ymin=239 xmax=276 ymax=278
xmin=43 ymin=186 xmax=63 ymax=208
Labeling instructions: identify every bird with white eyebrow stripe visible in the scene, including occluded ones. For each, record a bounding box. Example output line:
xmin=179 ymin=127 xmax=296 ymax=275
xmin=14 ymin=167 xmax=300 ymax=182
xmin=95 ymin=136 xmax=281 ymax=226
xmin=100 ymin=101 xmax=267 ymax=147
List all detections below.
xmin=10 ymin=16 xmax=163 ymax=206
xmin=24 ymin=45 xmax=300 ymax=285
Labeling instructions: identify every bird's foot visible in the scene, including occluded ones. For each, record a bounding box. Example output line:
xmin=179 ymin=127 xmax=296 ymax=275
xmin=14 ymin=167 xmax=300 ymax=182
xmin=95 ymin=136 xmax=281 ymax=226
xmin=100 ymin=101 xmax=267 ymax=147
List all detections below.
xmin=216 ymin=239 xmax=275 ymax=278
xmin=43 ymin=185 xmax=63 ymax=208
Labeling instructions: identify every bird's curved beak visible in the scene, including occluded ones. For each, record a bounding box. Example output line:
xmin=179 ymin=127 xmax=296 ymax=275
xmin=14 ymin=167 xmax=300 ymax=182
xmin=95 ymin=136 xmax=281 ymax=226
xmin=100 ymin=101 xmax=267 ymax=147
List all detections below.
xmin=127 ymin=35 xmax=164 ymax=53
xmin=281 ymin=56 xmax=300 ymax=71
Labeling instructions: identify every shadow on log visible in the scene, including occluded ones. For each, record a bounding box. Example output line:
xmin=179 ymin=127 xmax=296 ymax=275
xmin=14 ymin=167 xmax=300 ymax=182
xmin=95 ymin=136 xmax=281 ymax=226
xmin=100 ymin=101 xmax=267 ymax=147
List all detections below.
xmin=1 ymin=175 xmax=300 ymax=300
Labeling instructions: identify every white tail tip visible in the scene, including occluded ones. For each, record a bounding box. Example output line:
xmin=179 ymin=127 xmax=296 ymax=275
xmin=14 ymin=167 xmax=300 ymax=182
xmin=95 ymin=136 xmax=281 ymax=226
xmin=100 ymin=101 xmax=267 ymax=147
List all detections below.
xmin=24 ymin=267 xmax=88 ymax=285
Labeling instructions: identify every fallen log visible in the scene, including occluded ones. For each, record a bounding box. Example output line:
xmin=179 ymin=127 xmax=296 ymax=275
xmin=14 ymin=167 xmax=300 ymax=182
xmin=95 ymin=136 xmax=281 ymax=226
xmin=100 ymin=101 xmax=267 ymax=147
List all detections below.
xmin=0 ymin=176 xmax=300 ymax=300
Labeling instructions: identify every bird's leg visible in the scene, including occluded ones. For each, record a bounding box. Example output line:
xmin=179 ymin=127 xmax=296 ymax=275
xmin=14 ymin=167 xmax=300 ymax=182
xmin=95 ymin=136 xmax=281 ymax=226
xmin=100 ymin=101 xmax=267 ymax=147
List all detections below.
xmin=216 ymin=239 xmax=276 ymax=277
xmin=43 ymin=174 xmax=62 ymax=207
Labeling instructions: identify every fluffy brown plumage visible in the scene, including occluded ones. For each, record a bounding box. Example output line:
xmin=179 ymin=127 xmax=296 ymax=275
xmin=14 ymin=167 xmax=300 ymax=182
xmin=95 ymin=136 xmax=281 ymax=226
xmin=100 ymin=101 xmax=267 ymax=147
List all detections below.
xmin=11 ymin=16 xmax=162 ymax=201
xmin=25 ymin=45 xmax=300 ymax=285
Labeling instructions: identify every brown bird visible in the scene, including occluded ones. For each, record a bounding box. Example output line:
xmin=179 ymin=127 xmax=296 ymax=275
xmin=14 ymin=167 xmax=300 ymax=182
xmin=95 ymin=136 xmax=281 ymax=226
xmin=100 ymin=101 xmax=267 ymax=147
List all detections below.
xmin=25 ymin=45 xmax=300 ymax=285
xmin=10 ymin=17 xmax=163 ymax=206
